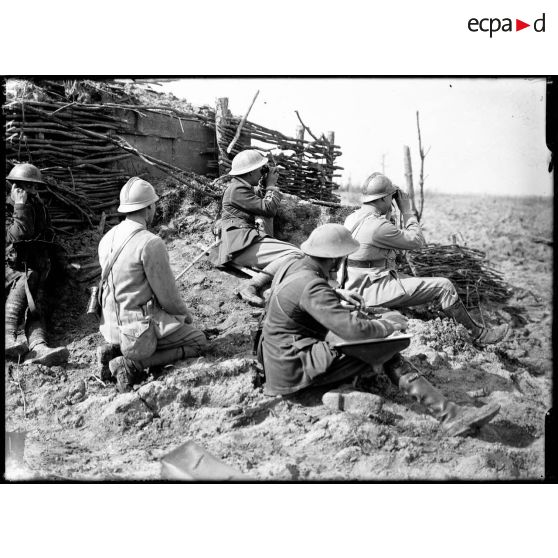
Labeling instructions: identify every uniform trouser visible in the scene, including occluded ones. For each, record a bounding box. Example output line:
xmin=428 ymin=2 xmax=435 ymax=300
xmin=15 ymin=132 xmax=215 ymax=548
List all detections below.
xmin=350 ymin=271 xmax=459 ymax=310
xmin=5 ymin=266 xmax=48 ymax=349
xmin=265 ymin=337 xmax=409 ymax=395
xmin=232 ymin=238 xmax=303 ymax=277
xmin=131 ymin=322 xmax=208 ymax=371
xmin=156 ymin=322 xmax=208 ymax=351
xmin=309 ymin=337 xmax=410 ymax=389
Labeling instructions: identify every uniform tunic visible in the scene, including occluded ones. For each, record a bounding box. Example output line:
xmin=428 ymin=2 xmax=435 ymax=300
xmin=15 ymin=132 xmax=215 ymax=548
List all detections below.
xmin=262 ymin=256 xmax=398 ymax=395
xmin=98 ymin=219 xmax=205 ymax=350
xmin=5 ymin=194 xmax=52 ymax=276
xmin=343 ymin=205 xmax=458 ymax=309
xmin=217 ymin=177 xmax=301 ymax=271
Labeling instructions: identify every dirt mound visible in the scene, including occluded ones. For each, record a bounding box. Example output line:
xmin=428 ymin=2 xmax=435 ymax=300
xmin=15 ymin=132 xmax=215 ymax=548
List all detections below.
xmin=4 ymin=190 xmax=551 ymax=480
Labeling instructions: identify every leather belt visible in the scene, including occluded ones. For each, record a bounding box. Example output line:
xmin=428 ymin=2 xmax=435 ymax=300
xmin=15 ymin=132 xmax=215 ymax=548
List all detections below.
xmin=221 ymin=219 xmax=256 ymax=230
xmin=347 ymin=258 xmax=385 ymax=268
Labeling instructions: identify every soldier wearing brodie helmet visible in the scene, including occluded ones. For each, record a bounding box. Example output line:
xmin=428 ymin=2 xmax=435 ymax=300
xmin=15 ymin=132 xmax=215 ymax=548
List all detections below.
xmin=260 ymin=223 xmax=500 ymax=437
xmin=5 ymin=163 xmax=69 ymax=365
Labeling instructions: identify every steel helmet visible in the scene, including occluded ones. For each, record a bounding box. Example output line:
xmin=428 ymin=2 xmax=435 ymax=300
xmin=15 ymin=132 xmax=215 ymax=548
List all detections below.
xmin=7 ymin=163 xmax=45 ymax=184
xmin=229 ymin=150 xmax=268 ymax=176
xmin=117 ymin=177 xmax=159 ymax=213
xmin=300 ymin=223 xmax=360 ymax=258
xmin=361 ymin=173 xmax=398 ymax=203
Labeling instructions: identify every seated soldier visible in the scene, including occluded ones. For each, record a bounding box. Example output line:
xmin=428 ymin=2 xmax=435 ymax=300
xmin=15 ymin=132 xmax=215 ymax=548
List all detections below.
xmin=97 ymin=177 xmax=207 ymax=392
xmin=216 ymin=149 xmax=302 ymax=307
xmin=260 ymin=223 xmax=500 ymax=437
xmin=342 ymin=173 xmax=509 ymax=346
xmin=5 ymin=163 xmax=69 ymax=366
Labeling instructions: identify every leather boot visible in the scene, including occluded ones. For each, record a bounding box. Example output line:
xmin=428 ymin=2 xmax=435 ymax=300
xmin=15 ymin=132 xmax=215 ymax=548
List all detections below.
xmin=109 ymin=356 xmax=144 ymax=393
xmin=5 ymin=334 xmax=28 ymax=361
xmin=110 ymin=345 xmax=202 ymax=393
xmin=384 ymin=355 xmax=500 ymax=437
xmin=238 ymin=272 xmax=271 ymax=307
xmin=96 ymin=343 xmax=121 ymax=382
xmin=443 ymin=300 xmax=509 ymax=346
xmin=136 ymin=344 xmax=202 ymax=369
xmin=24 ymin=342 xmax=69 ymax=367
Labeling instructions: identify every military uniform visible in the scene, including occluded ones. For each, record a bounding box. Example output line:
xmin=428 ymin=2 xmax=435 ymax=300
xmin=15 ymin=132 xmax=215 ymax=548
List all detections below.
xmin=218 ymin=177 xmax=301 ymax=275
xmin=5 ymin=193 xmax=55 ymax=351
xmin=98 ymin=219 xmax=206 ymax=352
xmin=261 ymin=256 xmax=408 ymax=396
xmin=343 ymin=205 xmax=458 ymax=310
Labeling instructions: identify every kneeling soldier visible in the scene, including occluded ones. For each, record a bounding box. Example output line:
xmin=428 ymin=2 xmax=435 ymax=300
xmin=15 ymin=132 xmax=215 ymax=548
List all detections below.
xmin=97 ymin=177 xmax=207 ymax=392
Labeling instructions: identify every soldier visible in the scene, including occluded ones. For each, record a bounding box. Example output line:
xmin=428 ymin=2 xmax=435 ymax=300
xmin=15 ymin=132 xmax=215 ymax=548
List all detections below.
xmin=260 ymin=223 xmax=500 ymax=436
xmin=97 ymin=177 xmax=207 ymax=392
xmin=342 ymin=173 xmax=509 ymax=345
xmin=217 ymin=149 xmax=302 ymax=307
xmin=5 ymin=163 xmax=69 ymax=366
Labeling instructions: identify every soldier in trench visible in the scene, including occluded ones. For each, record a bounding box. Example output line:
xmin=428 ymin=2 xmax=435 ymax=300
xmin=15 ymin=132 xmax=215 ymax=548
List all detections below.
xmin=259 ymin=223 xmax=501 ymax=437
xmin=341 ymin=172 xmax=509 ymax=346
xmin=215 ymin=149 xmax=303 ymax=307
xmin=96 ymin=177 xmax=207 ymax=392
xmin=5 ymin=163 xmax=69 ymax=366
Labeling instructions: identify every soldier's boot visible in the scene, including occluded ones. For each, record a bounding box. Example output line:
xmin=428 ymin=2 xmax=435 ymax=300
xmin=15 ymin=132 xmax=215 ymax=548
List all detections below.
xmin=24 ymin=342 xmax=69 ymax=367
xmin=24 ymin=315 xmax=69 ymax=367
xmin=443 ymin=300 xmax=509 ymax=346
xmin=96 ymin=343 xmax=122 ymax=382
xmin=238 ymin=272 xmax=271 ymax=308
xmin=5 ymin=279 xmax=29 ymax=361
xmin=384 ymin=355 xmax=500 ymax=437
xmin=109 ymin=345 xmax=202 ymax=393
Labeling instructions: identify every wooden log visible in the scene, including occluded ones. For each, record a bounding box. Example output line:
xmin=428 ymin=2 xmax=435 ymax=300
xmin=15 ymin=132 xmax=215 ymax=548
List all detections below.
xmin=403 ymin=145 xmax=415 ymax=204
xmin=326 ymin=131 xmax=335 ymax=186
xmin=215 ymin=97 xmax=231 ymax=176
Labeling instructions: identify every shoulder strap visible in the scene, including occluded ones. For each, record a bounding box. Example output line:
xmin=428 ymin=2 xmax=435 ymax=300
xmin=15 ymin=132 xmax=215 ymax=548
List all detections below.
xmin=100 ymin=227 xmax=144 ymax=285
xmin=349 ymin=211 xmax=376 ymax=236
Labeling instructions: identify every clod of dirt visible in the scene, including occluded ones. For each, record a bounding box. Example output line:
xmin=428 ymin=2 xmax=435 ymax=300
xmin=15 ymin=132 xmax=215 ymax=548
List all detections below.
xmin=322 ymin=386 xmax=384 ymax=415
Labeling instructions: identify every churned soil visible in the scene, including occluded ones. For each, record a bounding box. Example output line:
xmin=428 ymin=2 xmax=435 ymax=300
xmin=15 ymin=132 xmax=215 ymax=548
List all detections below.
xmin=4 ymin=188 xmax=551 ymax=480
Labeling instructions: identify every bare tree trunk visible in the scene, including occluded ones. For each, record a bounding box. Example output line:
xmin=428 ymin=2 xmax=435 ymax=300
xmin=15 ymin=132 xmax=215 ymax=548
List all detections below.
xmin=215 ymin=97 xmax=231 ymax=176
xmin=403 ymin=145 xmax=415 ymax=200
xmin=416 ymin=110 xmax=430 ymax=221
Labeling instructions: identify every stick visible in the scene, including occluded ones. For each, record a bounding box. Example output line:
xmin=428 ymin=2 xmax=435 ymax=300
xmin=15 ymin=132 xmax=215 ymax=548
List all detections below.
xmin=89 ymin=374 xmax=107 ymax=387
xmin=98 ymin=212 xmax=107 ymax=235
xmin=175 ymin=240 xmax=221 ymax=281
xmin=294 ymin=110 xmax=319 ymax=141
xmin=226 ymin=90 xmax=259 ymax=154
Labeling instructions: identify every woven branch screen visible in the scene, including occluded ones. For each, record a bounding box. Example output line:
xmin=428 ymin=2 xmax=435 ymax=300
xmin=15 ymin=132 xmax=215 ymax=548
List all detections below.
xmin=5 ymin=80 xmax=342 ymax=235
xmin=209 ymin=113 xmax=343 ymax=202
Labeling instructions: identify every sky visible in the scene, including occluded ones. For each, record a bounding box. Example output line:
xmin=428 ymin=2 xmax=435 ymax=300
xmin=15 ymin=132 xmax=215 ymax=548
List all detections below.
xmin=157 ymin=78 xmax=552 ymax=197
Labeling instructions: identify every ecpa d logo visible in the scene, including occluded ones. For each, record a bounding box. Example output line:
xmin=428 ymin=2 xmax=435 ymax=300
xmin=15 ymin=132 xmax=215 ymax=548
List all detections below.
xmin=468 ymin=13 xmax=546 ymax=37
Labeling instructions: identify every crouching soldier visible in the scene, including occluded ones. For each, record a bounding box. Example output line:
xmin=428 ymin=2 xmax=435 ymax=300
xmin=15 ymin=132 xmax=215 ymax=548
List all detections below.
xmin=97 ymin=177 xmax=207 ymax=392
xmin=5 ymin=163 xmax=69 ymax=366
xmin=260 ymin=223 xmax=500 ymax=437
xmin=216 ymin=149 xmax=302 ymax=307
xmin=343 ymin=173 xmax=509 ymax=345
